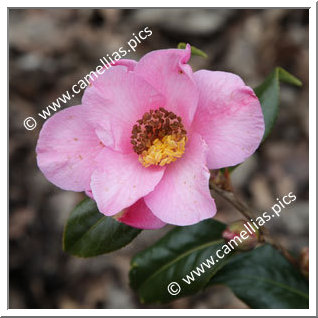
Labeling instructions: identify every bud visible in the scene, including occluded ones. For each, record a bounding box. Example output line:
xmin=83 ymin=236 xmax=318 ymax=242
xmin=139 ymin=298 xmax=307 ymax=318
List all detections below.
xmin=222 ymin=220 xmax=259 ymax=251
xmin=299 ymin=247 xmax=309 ymax=278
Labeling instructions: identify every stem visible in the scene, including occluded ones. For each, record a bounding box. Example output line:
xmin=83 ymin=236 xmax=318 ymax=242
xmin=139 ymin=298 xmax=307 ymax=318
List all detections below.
xmin=210 ymin=182 xmax=255 ymax=220
xmin=210 ymin=182 xmax=297 ymax=266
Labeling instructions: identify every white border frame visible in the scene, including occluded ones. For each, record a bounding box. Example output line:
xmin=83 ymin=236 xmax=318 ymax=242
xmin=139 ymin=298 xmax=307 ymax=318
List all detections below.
xmin=3 ymin=1 xmax=316 ymax=316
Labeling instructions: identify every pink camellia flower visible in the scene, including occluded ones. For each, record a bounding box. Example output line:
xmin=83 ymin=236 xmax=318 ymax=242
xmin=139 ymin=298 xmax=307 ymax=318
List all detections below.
xmin=36 ymin=44 xmax=264 ymax=229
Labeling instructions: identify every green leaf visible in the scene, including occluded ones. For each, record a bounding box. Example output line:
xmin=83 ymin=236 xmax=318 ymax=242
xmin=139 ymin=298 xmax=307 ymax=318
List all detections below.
xmin=63 ymin=198 xmax=141 ymax=257
xmin=208 ymin=244 xmax=309 ymax=309
xmin=130 ymin=219 xmax=233 ymax=303
xmin=177 ymin=42 xmax=208 ymax=58
xmin=254 ymin=67 xmax=302 ymax=142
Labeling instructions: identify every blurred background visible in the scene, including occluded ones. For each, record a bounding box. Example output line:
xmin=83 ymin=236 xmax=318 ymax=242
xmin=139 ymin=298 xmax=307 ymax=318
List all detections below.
xmin=9 ymin=8 xmax=309 ymax=309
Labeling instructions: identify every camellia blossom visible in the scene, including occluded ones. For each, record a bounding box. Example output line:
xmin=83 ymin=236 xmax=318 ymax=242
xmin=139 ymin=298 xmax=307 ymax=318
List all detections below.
xmin=36 ymin=44 xmax=265 ymax=229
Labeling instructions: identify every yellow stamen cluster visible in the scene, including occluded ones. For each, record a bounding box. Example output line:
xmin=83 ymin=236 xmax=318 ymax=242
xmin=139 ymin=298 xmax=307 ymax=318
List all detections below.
xmin=131 ymin=108 xmax=187 ymax=167
xmin=139 ymin=135 xmax=187 ymax=167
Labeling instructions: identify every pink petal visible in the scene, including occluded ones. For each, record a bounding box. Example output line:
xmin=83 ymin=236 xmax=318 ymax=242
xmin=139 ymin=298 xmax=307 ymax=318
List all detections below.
xmin=111 ymin=59 xmax=137 ymax=71
xmin=36 ymin=106 xmax=103 ymax=191
xmin=90 ymin=148 xmax=165 ymax=216
xmin=192 ymin=70 xmax=265 ymax=169
xmin=82 ymin=66 xmax=165 ymax=153
xmin=134 ymin=44 xmax=199 ymax=129
xmin=85 ymin=189 xmax=94 ymax=199
xmin=118 ymin=199 xmax=166 ymax=229
xmin=144 ymin=133 xmax=216 ymax=226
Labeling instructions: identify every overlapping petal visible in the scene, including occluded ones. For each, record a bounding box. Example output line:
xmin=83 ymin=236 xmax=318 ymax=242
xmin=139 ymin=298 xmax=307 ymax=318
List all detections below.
xmin=118 ymin=199 xmax=166 ymax=230
xmin=192 ymin=70 xmax=265 ymax=169
xmin=144 ymin=133 xmax=216 ymax=225
xmin=90 ymin=147 xmax=165 ymax=216
xmin=134 ymin=44 xmax=199 ymax=129
xmin=82 ymin=66 xmax=166 ymax=153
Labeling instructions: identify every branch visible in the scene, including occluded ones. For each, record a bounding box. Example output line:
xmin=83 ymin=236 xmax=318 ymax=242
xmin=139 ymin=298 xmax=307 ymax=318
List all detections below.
xmin=210 ymin=182 xmax=297 ymax=266
xmin=209 ymin=182 xmax=255 ymax=220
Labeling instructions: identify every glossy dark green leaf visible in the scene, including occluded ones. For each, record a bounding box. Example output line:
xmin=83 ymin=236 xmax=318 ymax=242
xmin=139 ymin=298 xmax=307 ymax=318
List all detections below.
xmin=177 ymin=42 xmax=208 ymax=58
xmin=208 ymin=244 xmax=309 ymax=309
xmin=130 ymin=219 xmax=233 ymax=303
xmin=254 ymin=67 xmax=302 ymax=142
xmin=63 ymin=198 xmax=141 ymax=257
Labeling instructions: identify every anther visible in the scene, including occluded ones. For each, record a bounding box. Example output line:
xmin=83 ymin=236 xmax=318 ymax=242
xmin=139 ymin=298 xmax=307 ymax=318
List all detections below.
xmin=130 ymin=107 xmax=187 ymax=167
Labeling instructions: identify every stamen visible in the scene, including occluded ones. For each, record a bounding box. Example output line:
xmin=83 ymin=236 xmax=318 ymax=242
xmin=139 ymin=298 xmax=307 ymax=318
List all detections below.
xmin=130 ymin=108 xmax=187 ymax=167
xmin=139 ymin=135 xmax=187 ymax=167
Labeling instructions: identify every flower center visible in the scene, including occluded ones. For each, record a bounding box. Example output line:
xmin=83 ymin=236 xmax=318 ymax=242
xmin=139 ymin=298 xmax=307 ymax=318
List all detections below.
xmin=131 ymin=107 xmax=187 ymax=167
